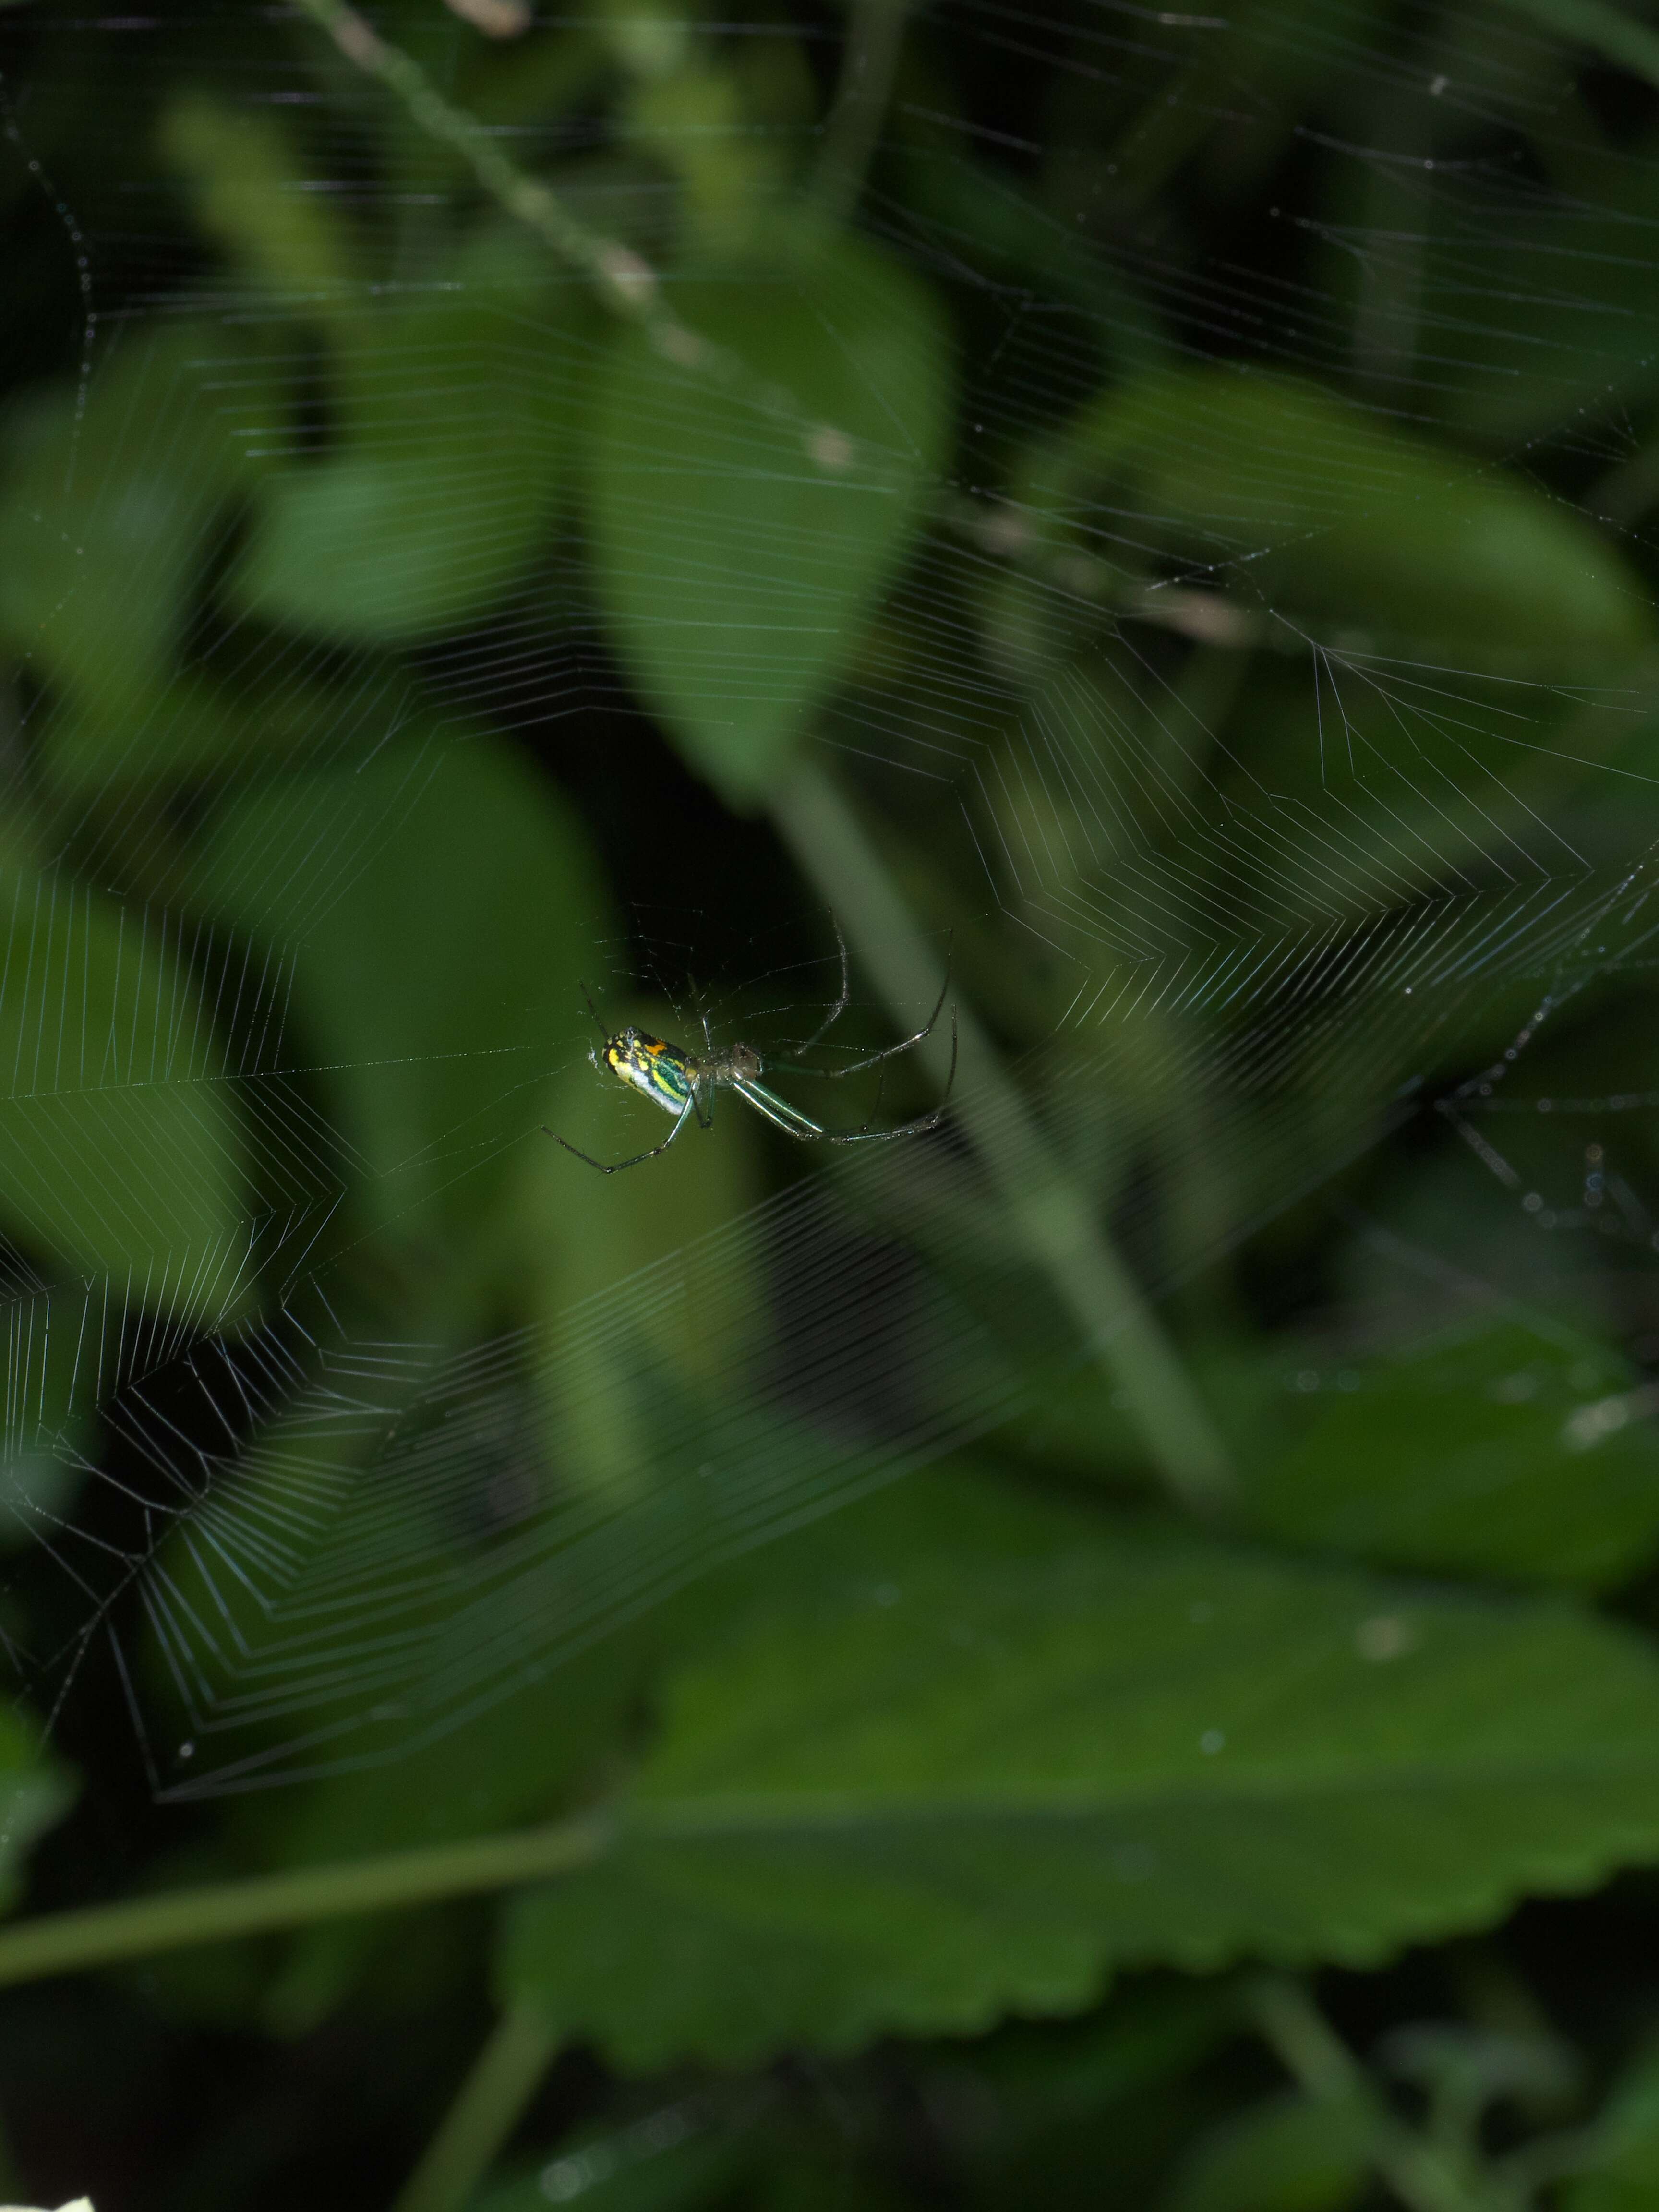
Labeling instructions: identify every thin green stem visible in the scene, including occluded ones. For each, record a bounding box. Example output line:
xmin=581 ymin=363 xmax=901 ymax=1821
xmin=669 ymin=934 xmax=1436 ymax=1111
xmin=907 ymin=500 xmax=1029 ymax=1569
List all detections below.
xmin=1249 ymin=1972 xmax=1368 ymax=2101
xmin=770 ymin=758 xmax=1233 ymax=1510
xmin=289 ymin=0 xmax=858 ymax=460
xmin=936 ymin=488 xmax=1262 ymax=650
xmin=1248 ymin=1976 xmax=1503 ymax=2212
xmin=392 ymin=2005 xmax=561 ymax=2212
xmin=294 ymin=0 xmax=657 ymax=316
xmin=812 ymin=0 xmax=912 ymax=220
xmin=0 ymin=1815 xmax=606 ymax=1989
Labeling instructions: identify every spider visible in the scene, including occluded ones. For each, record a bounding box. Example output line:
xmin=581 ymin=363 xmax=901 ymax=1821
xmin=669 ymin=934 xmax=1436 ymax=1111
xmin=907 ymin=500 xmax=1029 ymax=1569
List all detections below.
xmin=544 ymin=926 xmax=956 ymax=1174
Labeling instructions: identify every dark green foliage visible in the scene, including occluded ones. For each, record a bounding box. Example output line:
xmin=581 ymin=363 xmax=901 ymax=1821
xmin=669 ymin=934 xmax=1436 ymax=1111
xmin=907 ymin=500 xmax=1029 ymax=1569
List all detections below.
xmin=501 ymin=1468 xmax=1659 ymax=2066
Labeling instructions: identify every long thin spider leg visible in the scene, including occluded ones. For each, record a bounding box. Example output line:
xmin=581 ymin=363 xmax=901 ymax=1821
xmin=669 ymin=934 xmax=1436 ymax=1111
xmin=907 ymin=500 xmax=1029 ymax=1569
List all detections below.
xmin=543 ymin=1096 xmax=696 ymax=1174
xmin=825 ymin=1005 xmax=958 ymax=1142
xmin=732 ymin=1017 xmax=954 ymax=1146
xmin=733 ymin=1076 xmax=949 ymax=1146
xmin=730 ymin=1080 xmax=833 ymax=1141
xmin=935 ymin=1003 xmax=959 ymax=1107
xmin=780 ymin=940 xmax=954 ymax=1081
xmin=788 ymin=916 xmax=853 ymax=1061
xmin=578 ymin=982 xmax=608 ymax=1041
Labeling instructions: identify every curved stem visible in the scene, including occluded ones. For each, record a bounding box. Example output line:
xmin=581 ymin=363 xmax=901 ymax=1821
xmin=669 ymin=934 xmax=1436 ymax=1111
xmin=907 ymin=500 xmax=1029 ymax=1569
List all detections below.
xmin=392 ymin=2005 xmax=561 ymax=2212
xmin=770 ymin=759 xmax=1233 ymax=1510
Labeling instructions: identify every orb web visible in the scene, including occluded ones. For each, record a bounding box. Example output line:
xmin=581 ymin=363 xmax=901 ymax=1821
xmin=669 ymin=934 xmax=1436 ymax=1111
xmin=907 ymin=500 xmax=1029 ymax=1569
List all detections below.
xmin=0 ymin=0 xmax=1655 ymax=1796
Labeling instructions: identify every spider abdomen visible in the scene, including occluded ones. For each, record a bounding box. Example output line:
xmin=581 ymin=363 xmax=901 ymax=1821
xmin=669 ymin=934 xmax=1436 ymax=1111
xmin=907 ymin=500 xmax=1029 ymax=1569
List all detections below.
xmin=603 ymin=1028 xmax=697 ymax=1117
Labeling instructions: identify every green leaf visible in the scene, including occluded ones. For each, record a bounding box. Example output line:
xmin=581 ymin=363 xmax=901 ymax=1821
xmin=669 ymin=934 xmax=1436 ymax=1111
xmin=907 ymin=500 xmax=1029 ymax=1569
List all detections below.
xmin=1498 ymin=0 xmax=1659 ymax=92
xmin=243 ymin=1635 xmax=651 ymax=2037
xmin=0 ymin=869 xmax=252 ymax=1322
xmin=1019 ymin=367 xmax=1651 ymax=665
xmin=0 ymin=1699 xmax=74 ymax=1917
xmin=499 ymin=1468 xmax=1659 ymax=2068
xmin=0 ymin=326 xmax=272 ymax=723
xmin=1165 ymin=2092 xmax=1371 ymax=2212
xmin=922 ymin=1981 xmax=1245 ymax=2208
xmin=1244 ymin=1318 xmax=1659 ymax=1591
xmin=896 ymin=150 xmax=1167 ymax=372
xmin=188 ymin=730 xmax=609 ymax=1243
xmin=0 ymin=1285 xmax=101 ymax=1536
xmin=235 ymin=228 xmax=597 ymax=644
xmin=159 ymin=90 xmax=358 ymax=301
xmin=1428 ymin=194 xmax=1659 ymax=447
xmin=519 ymin=1003 xmax=766 ymax=1499
xmin=1565 ymin=2036 xmax=1659 ymax=2212
xmin=587 ymin=225 xmax=952 ymax=804
xmin=0 ymin=320 xmax=429 ymax=790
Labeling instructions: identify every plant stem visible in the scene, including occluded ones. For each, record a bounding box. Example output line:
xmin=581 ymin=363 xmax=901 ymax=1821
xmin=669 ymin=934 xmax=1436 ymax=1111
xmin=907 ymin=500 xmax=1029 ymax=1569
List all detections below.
xmin=289 ymin=0 xmax=856 ymax=458
xmin=392 ymin=2005 xmax=561 ymax=2212
xmin=812 ymin=0 xmax=912 ymax=220
xmin=0 ymin=1815 xmax=606 ymax=1989
xmin=293 ymin=0 xmax=658 ymax=315
xmin=770 ymin=758 xmax=1233 ymax=1510
xmin=1249 ymin=1976 xmax=1500 ymax=2212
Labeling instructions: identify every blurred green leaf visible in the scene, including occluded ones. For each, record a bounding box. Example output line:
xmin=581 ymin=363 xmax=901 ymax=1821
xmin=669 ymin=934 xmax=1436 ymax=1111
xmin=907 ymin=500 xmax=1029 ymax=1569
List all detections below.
xmin=245 ymin=1637 xmax=649 ymax=2036
xmin=587 ymin=224 xmax=952 ymax=804
xmin=159 ymin=88 xmax=358 ymax=301
xmin=919 ymin=1981 xmax=1245 ymax=2210
xmin=1019 ymin=367 xmax=1652 ymax=664
xmin=40 ymin=671 xmax=380 ymax=793
xmin=0 ymin=325 xmax=273 ymax=724
xmin=518 ymin=1007 xmax=765 ymax=1498
xmin=1244 ymin=1317 xmax=1659 ymax=1590
xmin=0 ymin=351 xmax=414 ymax=793
xmin=0 ymin=1284 xmax=102 ymax=1538
xmin=187 ymin=730 xmax=608 ymax=1244
xmin=1164 ymin=2089 xmax=1370 ymax=2212
xmin=499 ymin=1467 xmax=1659 ymax=2068
xmin=1566 ymin=2035 xmax=1659 ymax=2212
xmin=1430 ymin=190 xmax=1659 ymax=447
xmin=896 ymin=149 xmax=1167 ymax=372
xmin=1500 ymin=0 xmax=1659 ymax=92
xmin=0 ymin=870 xmax=252 ymax=1321
xmin=0 ymin=1699 xmax=74 ymax=1917
xmin=623 ymin=59 xmax=794 ymax=250
xmin=235 ymin=228 xmax=598 ymax=644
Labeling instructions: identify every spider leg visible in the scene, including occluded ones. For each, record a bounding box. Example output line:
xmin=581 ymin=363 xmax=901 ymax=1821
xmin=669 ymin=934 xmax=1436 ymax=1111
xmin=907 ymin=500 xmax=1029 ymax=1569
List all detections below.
xmin=732 ymin=1018 xmax=954 ymax=1145
xmin=789 ymin=916 xmax=853 ymax=1060
xmin=830 ymin=1006 xmax=957 ymax=1143
xmin=730 ymin=1079 xmax=835 ymax=1141
xmin=780 ymin=938 xmax=954 ymax=1082
xmin=543 ymin=1096 xmax=696 ymax=1174
xmin=578 ymin=982 xmax=608 ymax=1041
